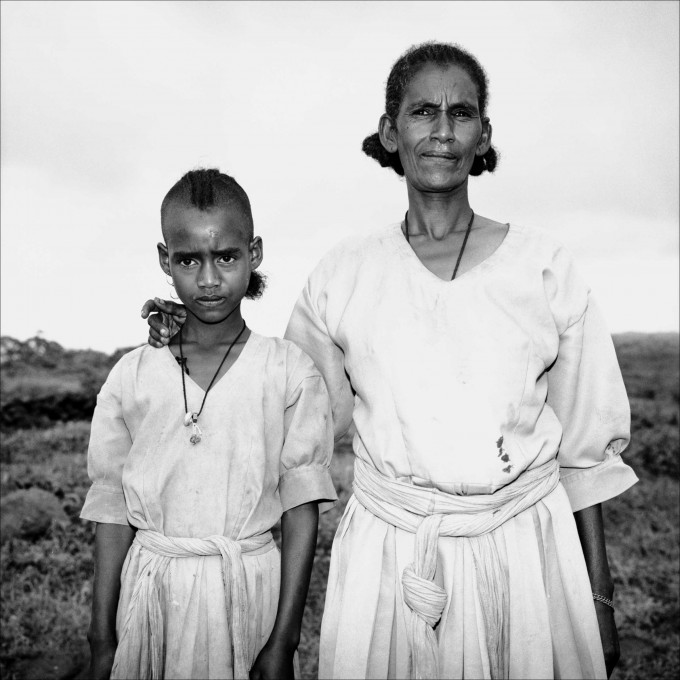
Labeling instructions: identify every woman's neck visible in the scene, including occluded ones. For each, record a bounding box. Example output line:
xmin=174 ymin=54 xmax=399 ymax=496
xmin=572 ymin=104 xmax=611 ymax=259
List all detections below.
xmin=406 ymin=182 xmax=472 ymax=240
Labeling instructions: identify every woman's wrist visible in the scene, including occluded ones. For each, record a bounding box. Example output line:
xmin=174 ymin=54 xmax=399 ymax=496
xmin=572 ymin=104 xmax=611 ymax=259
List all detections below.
xmin=87 ymin=628 xmax=117 ymax=647
xmin=589 ymin=579 xmax=615 ymax=599
xmin=592 ymin=592 xmax=615 ymax=609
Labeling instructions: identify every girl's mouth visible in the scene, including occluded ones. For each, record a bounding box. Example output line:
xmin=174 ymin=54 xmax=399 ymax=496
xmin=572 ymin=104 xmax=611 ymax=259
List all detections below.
xmin=195 ymin=296 xmax=226 ymax=307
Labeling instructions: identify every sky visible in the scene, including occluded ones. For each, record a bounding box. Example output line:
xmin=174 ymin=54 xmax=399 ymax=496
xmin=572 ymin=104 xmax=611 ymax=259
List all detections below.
xmin=1 ymin=0 xmax=678 ymax=353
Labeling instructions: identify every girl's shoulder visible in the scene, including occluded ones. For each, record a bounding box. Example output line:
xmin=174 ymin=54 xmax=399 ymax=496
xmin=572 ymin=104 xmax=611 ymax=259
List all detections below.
xmin=110 ymin=343 xmax=165 ymax=371
xmin=101 ymin=344 xmax=170 ymax=387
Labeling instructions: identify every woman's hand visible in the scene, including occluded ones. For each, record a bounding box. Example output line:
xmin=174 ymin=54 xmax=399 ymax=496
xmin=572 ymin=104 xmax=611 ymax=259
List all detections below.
xmin=594 ymin=600 xmax=620 ymax=678
xmin=140 ymin=298 xmax=187 ymax=347
xmin=249 ymin=638 xmax=296 ymax=680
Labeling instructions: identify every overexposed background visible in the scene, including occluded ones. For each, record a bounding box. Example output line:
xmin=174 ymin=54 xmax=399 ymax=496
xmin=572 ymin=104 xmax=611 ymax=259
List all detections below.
xmin=2 ymin=0 xmax=678 ymax=353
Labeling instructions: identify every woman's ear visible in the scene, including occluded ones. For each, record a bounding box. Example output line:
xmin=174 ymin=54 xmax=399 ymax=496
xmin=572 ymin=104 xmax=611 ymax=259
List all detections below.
xmin=476 ymin=118 xmax=492 ymax=156
xmin=378 ymin=114 xmax=399 ymax=154
xmin=157 ymin=242 xmax=171 ymax=276
xmin=250 ymin=236 xmax=263 ymax=269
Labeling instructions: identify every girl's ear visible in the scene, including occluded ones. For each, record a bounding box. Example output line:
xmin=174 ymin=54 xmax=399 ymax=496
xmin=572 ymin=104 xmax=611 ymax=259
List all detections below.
xmin=378 ymin=114 xmax=399 ymax=154
xmin=250 ymin=236 xmax=263 ymax=269
xmin=157 ymin=242 xmax=172 ymax=276
xmin=476 ymin=118 xmax=492 ymax=156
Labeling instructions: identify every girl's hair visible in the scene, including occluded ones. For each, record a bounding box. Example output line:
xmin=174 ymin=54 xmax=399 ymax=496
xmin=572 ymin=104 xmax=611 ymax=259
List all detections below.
xmin=362 ymin=41 xmax=499 ymax=177
xmin=161 ymin=168 xmax=266 ymax=299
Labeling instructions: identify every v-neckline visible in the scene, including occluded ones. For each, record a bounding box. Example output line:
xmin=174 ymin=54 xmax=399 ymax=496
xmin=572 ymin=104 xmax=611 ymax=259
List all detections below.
xmin=163 ymin=331 xmax=256 ymax=395
xmin=393 ymin=220 xmax=517 ymax=286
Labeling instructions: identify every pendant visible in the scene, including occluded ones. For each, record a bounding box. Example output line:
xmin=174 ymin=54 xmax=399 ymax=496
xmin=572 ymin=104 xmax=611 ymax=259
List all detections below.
xmin=190 ymin=416 xmax=203 ymax=445
xmin=183 ymin=412 xmax=195 ymax=427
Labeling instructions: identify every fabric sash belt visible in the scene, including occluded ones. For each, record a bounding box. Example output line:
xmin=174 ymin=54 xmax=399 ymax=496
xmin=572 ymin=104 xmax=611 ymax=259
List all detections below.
xmin=111 ymin=529 xmax=274 ymax=680
xmin=352 ymin=458 xmax=560 ymax=680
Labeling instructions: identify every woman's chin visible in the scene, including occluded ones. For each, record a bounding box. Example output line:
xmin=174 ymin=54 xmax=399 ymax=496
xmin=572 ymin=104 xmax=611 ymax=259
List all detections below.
xmin=408 ymin=169 xmax=468 ymax=194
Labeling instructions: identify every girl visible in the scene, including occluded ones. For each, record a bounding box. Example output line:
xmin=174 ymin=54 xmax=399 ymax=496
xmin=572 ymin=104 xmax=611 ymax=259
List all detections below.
xmin=81 ymin=168 xmax=337 ymax=680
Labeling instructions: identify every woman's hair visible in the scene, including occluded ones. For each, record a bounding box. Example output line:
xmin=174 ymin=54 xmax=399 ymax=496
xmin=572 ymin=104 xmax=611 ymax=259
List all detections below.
xmin=161 ymin=168 xmax=266 ymax=299
xmin=362 ymin=41 xmax=499 ymax=177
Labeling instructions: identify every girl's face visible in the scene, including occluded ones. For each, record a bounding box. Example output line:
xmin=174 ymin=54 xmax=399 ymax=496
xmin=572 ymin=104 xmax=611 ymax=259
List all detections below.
xmin=158 ymin=203 xmax=262 ymax=323
xmin=380 ymin=63 xmax=491 ymax=193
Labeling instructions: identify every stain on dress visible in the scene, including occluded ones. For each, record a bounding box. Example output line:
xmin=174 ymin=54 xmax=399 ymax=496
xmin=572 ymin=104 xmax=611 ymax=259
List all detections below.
xmin=496 ymin=435 xmax=513 ymax=472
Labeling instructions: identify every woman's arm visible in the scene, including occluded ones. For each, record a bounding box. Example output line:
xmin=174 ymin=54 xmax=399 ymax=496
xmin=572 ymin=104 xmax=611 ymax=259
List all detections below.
xmin=141 ymin=298 xmax=186 ymax=348
xmin=250 ymin=502 xmax=319 ymax=680
xmin=87 ymin=522 xmax=136 ymax=680
xmin=574 ymin=503 xmax=620 ymax=678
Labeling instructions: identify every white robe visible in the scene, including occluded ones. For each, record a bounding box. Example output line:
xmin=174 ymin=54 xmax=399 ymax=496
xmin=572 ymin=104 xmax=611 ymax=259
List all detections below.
xmin=285 ymin=222 xmax=638 ymax=679
xmin=81 ymin=333 xmax=337 ymax=679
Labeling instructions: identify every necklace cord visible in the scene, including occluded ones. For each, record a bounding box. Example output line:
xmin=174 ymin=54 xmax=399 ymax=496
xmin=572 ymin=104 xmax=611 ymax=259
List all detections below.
xmin=404 ymin=210 xmax=475 ymax=281
xmin=178 ymin=320 xmax=247 ymax=420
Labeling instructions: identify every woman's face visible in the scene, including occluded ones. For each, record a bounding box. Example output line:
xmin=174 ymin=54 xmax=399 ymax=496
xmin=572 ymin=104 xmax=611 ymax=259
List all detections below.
xmin=381 ymin=63 xmax=491 ymax=193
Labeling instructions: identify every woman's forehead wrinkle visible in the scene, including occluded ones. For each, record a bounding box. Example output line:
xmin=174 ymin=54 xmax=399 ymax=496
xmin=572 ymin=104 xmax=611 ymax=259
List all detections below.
xmin=407 ymin=66 xmax=478 ymax=105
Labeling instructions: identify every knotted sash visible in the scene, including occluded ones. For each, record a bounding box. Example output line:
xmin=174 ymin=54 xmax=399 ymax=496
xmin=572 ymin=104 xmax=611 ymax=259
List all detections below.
xmin=352 ymin=458 xmax=560 ymax=680
xmin=111 ymin=530 xmax=274 ymax=680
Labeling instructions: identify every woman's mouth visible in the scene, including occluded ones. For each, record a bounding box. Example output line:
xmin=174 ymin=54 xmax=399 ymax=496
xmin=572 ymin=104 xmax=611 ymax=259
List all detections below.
xmin=422 ymin=151 xmax=457 ymax=161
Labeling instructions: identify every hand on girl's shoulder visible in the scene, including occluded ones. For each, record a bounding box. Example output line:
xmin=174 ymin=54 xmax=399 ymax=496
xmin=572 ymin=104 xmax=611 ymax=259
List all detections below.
xmin=141 ymin=297 xmax=187 ymax=347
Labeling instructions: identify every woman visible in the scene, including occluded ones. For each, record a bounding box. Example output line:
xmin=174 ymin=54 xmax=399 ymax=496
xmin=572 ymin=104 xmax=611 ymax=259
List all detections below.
xmin=145 ymin=42 xmax=637 ymax=680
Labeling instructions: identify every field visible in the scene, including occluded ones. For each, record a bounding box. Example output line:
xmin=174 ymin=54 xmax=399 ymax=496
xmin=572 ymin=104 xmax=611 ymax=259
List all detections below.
xmin=0 ymin=333 xmax=678 ymax=679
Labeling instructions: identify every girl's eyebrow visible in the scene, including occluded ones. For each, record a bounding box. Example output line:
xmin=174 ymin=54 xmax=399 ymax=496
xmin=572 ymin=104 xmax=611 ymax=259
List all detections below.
xmin=172 ymin=247 xmax=242 ymax=259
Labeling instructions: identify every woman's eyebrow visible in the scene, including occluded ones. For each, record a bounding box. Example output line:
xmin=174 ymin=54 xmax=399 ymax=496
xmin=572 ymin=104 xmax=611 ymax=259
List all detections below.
xmin=408 ymin=98 xmax=439 ymax=108
xmin=408 ymin=98 xmax=477 ymax=110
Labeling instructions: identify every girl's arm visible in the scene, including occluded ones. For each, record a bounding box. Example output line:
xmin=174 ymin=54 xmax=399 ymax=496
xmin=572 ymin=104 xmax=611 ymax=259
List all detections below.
xmin=88 ymin=522 xmax=136 ymax=680
xmin=250 ymin=501 xmax=319 ymax=680
xmin=574 ymin=503 xmax=620 ymax=679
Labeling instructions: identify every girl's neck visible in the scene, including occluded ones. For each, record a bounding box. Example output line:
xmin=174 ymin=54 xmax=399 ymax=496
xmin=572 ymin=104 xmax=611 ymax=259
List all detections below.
xmin=406 ymin=181 xmax=471 ymax=240
xmin=180 ymin=308 xmax=247 ymax=348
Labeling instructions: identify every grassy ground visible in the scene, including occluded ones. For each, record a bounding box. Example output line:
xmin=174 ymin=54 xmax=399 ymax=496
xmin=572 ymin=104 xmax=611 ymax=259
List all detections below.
xmin=1 ymin=335 xmax=678 ymax=679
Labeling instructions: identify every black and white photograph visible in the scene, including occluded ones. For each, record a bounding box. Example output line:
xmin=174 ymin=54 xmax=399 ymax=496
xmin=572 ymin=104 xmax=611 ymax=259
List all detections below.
xmin=1 ymin=2 xmax=678 ymax=679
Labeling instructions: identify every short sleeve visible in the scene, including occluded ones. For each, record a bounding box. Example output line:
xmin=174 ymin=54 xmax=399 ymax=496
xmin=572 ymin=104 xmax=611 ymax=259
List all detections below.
xmin=80 ymin=360 xmax=133 ymax=525
xmin=279 ymin=354 xmax=338 ymax=514
xmin=548 ymin=294 xmax=638 ymax=512
xmin=284 ymin=276 xmax=355 ymax=439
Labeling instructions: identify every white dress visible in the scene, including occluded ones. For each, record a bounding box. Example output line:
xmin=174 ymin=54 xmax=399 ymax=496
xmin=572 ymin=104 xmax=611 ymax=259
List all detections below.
xmin=81 ymin=333 xmax=337 ymax=679
xmin=284 ymin=222 xmax=638 ymax=679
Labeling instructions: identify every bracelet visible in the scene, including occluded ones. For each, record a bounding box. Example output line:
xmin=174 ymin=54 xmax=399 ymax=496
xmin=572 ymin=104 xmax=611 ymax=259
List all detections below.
xmin=592 ymin=593 xmax=614 ymax=610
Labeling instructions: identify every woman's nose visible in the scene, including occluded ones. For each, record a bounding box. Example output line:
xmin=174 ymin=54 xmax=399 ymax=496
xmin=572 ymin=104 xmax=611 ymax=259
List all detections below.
xmin=430 ymin=112 xmax=455 ymax=143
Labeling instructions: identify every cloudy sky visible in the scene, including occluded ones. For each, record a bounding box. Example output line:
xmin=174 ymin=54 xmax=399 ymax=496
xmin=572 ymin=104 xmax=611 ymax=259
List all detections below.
xmin=1 ymin=0 xmax=678 ymax=353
